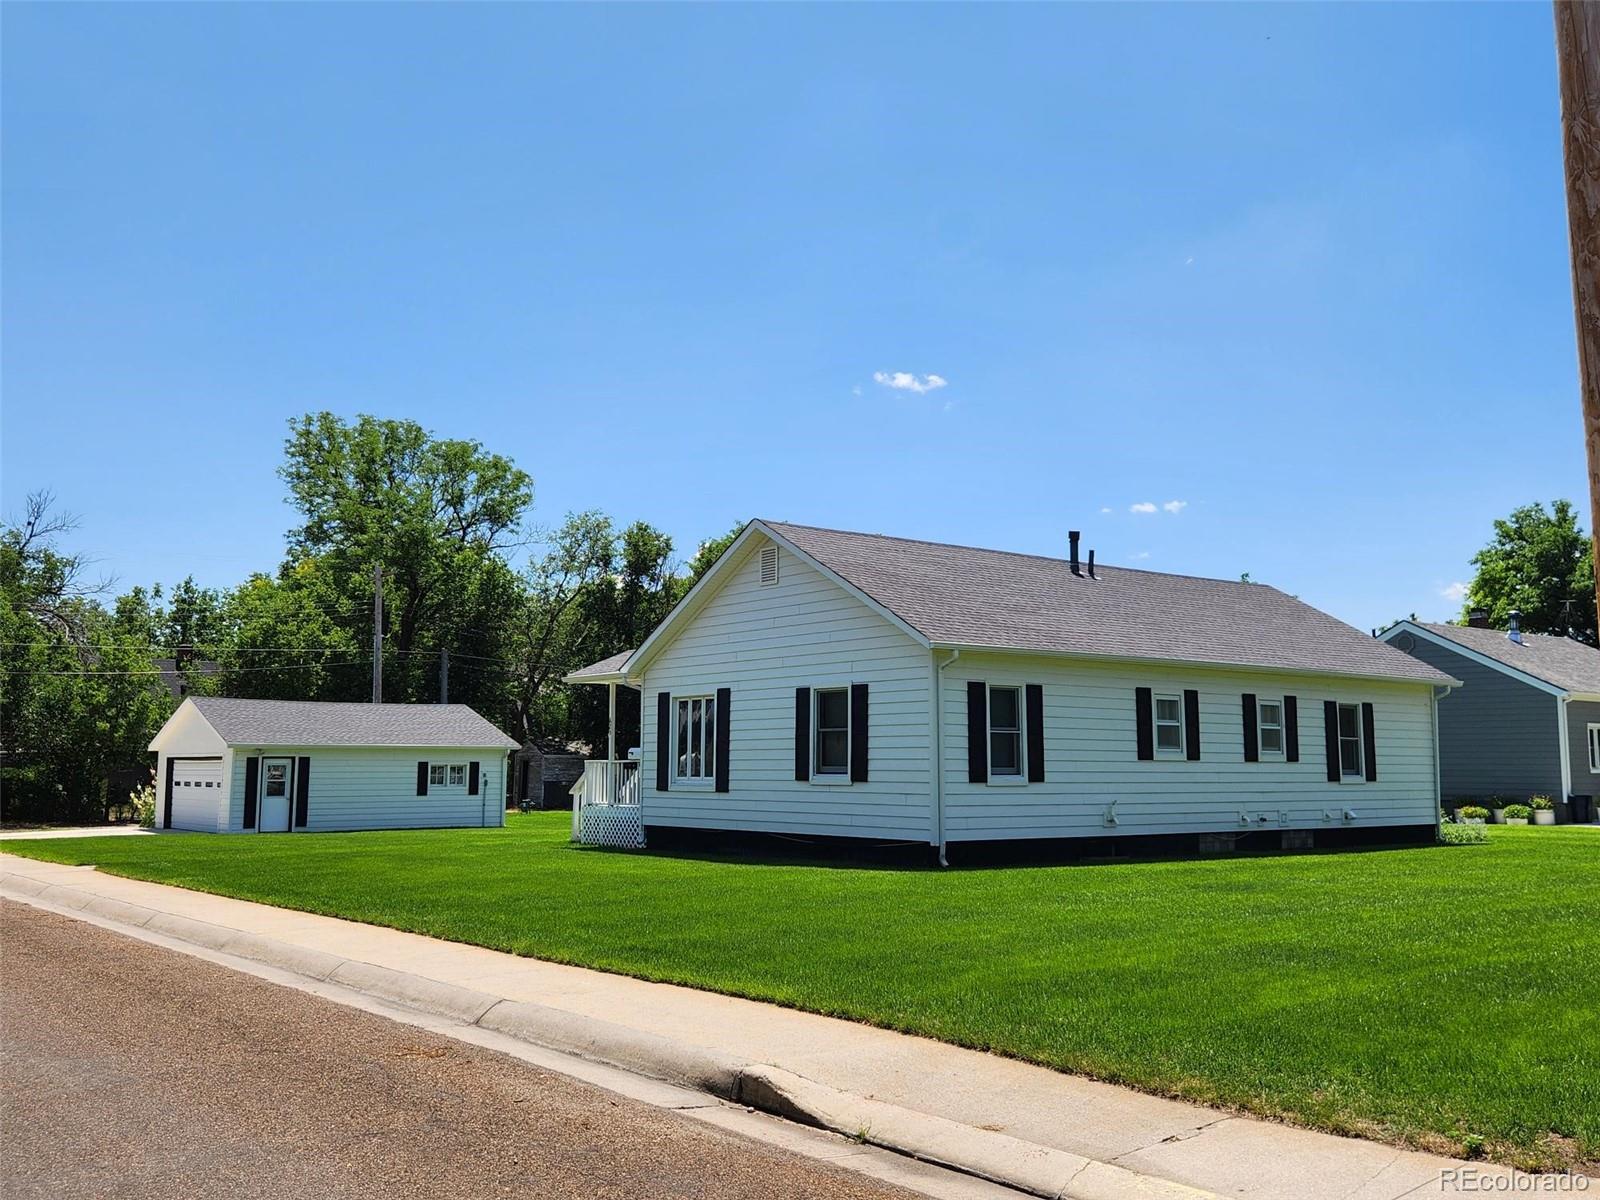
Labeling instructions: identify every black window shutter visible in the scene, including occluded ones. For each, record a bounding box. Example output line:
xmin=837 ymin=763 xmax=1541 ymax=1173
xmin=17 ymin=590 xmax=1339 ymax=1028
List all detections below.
xmin=1135 ymin=687 xmax=1154 ymax=761
xmin=656 ymin=692 xmax=671 ymax=792
xmin=967 ymin=681 xmax=988 ymax=783
xmin=243 ymin=756 xmax=259 ymax=829
xmin=1183 ymin=689 xmax=1201 ymax=761
xmin=850 ymin=683 xmax=869 ymax=783
xmin=417 ymin=761 xmax=429 ymax=796
xmin=1284 ymin=695 xmax=1300 ymax=762
xmin=715 ymin=687 xmax=731 ymax=792
xmin=794 ymin=687 xmax=810 ymax=781
xmin=1323 ymin=701 xmax=1341 ymax=783
xmin=468 ymin=761 xmax=480 ymax=796
xmin=1362 ymin=702 xmax=1377 ymax=782
xmin=294 ymin=757 xmax=310 ymax=827
xmin=1025 ymin=684 xmax=1045 ymax=783
xmin=1241 ymin=694 xmax=1259 ymax=763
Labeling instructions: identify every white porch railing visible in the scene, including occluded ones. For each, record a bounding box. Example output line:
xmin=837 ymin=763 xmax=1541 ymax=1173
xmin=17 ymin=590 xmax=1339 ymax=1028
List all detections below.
xmin=570 ymin=759 xmax=643 ymax=847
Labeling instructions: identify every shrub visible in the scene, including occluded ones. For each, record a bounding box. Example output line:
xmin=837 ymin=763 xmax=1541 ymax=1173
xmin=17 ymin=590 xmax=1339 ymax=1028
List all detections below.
xmin=1440 ymin=822 xmax=1488 ymax=845
xmin=129 ymin=783 xmax=157 ymax=829
xmin=1503 ymin=804 xmax=1533 ymax=821
xmin=1529 ymin=795 xmax=1554 ymax=811
xmin=1458 ymin=805 xmax=1490 ymax=821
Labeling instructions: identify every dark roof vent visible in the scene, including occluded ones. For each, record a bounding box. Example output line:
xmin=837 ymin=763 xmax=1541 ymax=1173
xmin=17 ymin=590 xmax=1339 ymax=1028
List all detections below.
xmin=1087 ymin=549 xmax=1096 ymax=579
xmin=1068 ymin=530 xmax=1082 ymax=577
xmin=1467 ymin=608 xmax=1490 ymax=629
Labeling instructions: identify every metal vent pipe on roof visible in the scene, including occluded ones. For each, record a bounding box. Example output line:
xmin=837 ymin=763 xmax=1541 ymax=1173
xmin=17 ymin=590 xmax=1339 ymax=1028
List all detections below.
xmin=1069 ymin=530 xmax=1081 ymax=576
xmin=1508 ymin=610 xmax=1523 ymax=645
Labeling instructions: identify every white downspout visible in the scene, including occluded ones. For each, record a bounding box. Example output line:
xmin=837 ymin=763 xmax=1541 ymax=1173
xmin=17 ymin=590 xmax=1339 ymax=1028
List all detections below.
xmin=1431 ymin=683 xmax=1454 ymax=825
xmin=931 ymin=648 xmax=960 ymax=867
xmin=1557 ymin=694 xmax=1573 ymax=810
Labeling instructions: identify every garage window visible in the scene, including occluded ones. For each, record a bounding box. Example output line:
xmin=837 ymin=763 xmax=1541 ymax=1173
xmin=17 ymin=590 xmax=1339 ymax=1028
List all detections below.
xmin=448 ymin=764 xmax=466 ymax=787
xmin=429 ymin=764 xmax=447 ymax=786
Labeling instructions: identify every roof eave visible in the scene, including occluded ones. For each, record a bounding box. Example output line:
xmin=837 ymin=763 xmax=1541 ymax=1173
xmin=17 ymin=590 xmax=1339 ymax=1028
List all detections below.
xmin=928 ymin=641 xmax=1460 ymax=689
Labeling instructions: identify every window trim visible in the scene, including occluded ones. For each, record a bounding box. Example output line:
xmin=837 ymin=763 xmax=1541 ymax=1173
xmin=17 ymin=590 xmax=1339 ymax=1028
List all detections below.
xmin=1588 ymin=723 xmax=1600 ymax=774
xmin=1336 ymin=702 xmax=1364 ymax=783
xmin=811 ymin=685 xmax=852 ymax=784
xmin=985 ymin=683 xmax=1027 ymax=785
xmin=673 ymin=694 xmax=717 ymax=786
xmin=426 ymin=762 xmax=468 ymax=790
xmin=1153 ymin=692 xmax=1186 ymax=759
xmin=1257 ymin=696 xmax=1285 ymax=758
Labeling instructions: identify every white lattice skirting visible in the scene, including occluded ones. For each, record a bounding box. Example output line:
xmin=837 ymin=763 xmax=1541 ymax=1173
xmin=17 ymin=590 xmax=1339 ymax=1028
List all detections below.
xmin=579 ymin=805 xmax=645 ymax=849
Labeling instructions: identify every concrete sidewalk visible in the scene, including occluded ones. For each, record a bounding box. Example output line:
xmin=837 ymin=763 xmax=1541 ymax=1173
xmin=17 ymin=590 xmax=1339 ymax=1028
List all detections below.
xmin=0 ymin=855 xmax=1558 ymax=1200
xmin=0 ymin=826 xmax=155 ymax=841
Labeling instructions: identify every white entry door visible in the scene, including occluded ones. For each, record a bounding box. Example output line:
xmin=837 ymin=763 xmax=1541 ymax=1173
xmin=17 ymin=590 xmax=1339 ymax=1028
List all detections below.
xmin=259 ymin=758 xmax=293 ymax=832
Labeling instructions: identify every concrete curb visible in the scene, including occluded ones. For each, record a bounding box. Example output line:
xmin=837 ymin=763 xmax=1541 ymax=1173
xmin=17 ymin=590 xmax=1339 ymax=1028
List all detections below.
xmin=0 ymin=873 xmax=1224 ymax=1200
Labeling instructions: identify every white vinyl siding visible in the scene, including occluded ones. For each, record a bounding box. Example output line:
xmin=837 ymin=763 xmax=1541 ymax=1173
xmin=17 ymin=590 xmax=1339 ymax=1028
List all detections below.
xmin=224 ymin=746 xmax=506 ymax=832
xmin=640 ymin=536 xmax=932 ymax=840
xmin=941 ymin=652 xmax=1438 ymax=841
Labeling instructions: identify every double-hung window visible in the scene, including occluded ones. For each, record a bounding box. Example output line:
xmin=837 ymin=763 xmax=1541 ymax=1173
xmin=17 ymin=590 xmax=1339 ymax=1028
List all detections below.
xmin=675 ymin=695 xmax=716 ymax=782
xmin=428 ymin=764 xmax=447 ymax=787
xmin=1154 ymin=694 xmax=1184 ymax=756
xmin=814 ymin=687 xmax=850 ymax=777
xmin=1337 ymin=702 xmax=1363 ymax=779
xmin=1258 ymin=698 xmax=1284 ymax=756
xmin=428 ymin=763 xmax=466 ymax=788
xmin=988 ymin=685 xmax=1023 ymax=778
xmin=1590 ymin=724 xmax=1600 ymax=773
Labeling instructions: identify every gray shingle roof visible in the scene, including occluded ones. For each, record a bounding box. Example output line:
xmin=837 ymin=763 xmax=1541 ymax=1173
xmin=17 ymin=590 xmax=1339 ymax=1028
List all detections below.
xmin=190 ymin=698 xmax=519 ymax=749
xmin=763 ymin=522 xmax=1454 ymax=686
xmin=1415 ymin=623 xmax=1600 ymax=694
xmin=564 ymin=650 xmax=634 ymax=681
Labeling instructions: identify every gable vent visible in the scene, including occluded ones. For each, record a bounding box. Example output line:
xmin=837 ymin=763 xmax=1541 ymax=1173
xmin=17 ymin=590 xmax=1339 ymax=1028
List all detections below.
xmin=759 ymin=544 xmax=779 ymax=587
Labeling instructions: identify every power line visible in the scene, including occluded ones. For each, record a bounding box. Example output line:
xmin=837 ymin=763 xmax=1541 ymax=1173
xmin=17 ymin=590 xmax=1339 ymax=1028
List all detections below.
xmin=13 ymin=659 xmax=372 ymax=678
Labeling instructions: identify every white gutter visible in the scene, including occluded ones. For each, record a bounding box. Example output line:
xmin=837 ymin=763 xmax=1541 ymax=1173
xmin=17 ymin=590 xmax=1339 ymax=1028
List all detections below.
xmin=931 ymin=648 xmax=960 ymax=867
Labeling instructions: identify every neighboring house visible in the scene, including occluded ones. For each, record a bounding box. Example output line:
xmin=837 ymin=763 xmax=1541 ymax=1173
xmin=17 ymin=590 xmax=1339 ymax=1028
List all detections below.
xmin=153 ymin=656 xmax=221 ymax=699
xmin=510 ymin=739 xmax=589 ymax=810
xmin=1379 ymin=614 xmax=1600 ymax=821
xmin=147 ymin=697 xmax=518 ymax=833
xmin=565 ymin=520 xmax=1458 ymax=856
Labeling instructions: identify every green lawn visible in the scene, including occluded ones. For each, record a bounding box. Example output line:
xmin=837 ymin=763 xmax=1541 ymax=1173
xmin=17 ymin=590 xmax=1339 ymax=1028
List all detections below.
xmin=5 ymin=817 xmax=1596 ymax=1170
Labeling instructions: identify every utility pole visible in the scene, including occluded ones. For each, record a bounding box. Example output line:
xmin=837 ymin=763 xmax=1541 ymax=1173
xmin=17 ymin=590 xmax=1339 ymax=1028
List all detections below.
xmin=439 ymin=647 xmax=449 ymax=705
xmin=1556 ymin=0 xmax=1600 ymax=639
xmin=372 ymin=564 xmax=384 ymax=704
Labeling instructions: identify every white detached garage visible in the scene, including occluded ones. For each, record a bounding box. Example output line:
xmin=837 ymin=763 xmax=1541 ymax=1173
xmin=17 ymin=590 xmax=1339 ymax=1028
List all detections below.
xmin=148 ymin=697 xmax=519 ymax=833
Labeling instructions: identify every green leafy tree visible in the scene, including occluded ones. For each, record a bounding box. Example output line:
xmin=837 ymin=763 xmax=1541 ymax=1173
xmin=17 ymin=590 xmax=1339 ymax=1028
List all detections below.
xmin=0 ymin=494 xmax=170 ymax=823
xmin=215 ymin=565 xmax=365 ymax=701
xmin=1463 ymin=500 xmax=1596 ymax=644
xmin=278 ymin=412 xmax=533 ymax=711
xmin=684 ymin=522 xmax=746 ymax=588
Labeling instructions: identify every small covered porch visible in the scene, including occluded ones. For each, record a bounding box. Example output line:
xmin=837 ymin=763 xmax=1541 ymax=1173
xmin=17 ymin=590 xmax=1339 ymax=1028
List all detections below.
xmin=562 ymin=650 xmax=642 ymax=847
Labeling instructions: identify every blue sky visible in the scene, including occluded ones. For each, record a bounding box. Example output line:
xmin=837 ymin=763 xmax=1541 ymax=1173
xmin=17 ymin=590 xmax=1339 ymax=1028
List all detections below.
xmin=1 ymin=3 xmax=1582 ymax=633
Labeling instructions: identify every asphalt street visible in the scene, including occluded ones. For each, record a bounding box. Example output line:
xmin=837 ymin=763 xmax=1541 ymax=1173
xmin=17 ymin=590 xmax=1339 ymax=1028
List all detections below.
xmin=0 ymin=900 xmax=921 ymax=1200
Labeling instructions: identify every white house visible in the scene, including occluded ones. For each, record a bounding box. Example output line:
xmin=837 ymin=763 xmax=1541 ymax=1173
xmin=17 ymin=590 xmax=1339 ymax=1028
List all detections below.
xmin=148 ymin=697 xmax=518 ymax=833
xmin=565 ymin=520 xmax=1459 ymax=858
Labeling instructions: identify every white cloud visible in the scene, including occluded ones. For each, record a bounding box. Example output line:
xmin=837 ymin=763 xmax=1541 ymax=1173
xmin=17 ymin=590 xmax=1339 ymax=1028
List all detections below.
xmin=1440 ymin=581 xmax=1469 ymax=602
xmin=1099 ymin=506 xmax=1113 ymax=514
xmin=1162 ymin=500 xmax=1188 ymax=514
xmin=1129 ymin=502 xmax=1158 ymax=514
xmin=873 ymin=371 xmax=948 ymax=395
xmin=1129 ymin=550 xmax=1151 ymax=560
xmin=851 ymin=385 xmax=862 ymax=397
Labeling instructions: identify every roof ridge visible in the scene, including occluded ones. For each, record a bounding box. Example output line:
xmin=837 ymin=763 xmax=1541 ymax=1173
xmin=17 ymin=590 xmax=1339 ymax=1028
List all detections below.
xmin=759 ymin=519 xmax=1266 ymax=590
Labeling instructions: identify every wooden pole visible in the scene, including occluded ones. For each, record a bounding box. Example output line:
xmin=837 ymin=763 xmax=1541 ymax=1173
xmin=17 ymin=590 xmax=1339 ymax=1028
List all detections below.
xmin=1555 ymin=0 xmax=1600 ymax=640
xmin=372 ymin=564 xmax=384 ymax=704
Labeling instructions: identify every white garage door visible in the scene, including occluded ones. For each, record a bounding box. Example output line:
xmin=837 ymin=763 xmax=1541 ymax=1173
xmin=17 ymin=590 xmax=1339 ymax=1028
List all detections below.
xmin=170 ymin=759 xmax=225 ymax=831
